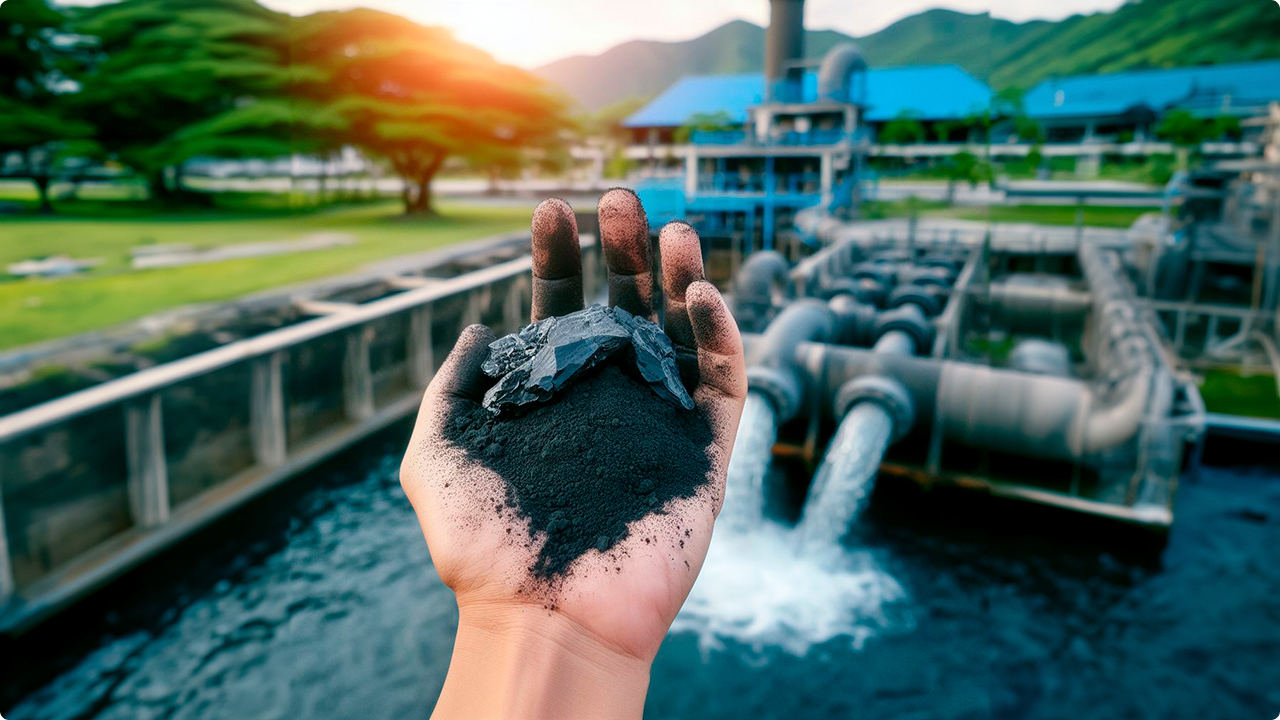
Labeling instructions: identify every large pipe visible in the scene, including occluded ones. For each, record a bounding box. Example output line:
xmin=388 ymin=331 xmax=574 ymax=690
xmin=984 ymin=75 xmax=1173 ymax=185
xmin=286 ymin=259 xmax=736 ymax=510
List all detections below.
xmin=797 ymin=330 xmax=916 ymax=547
xmin=816 ymin=43 xmax=866 ymax=102
xmin=746 ymin=298 xmax=837 ymax=423
xmin=732 ymin=249 xmax=788 ymax=308
xmin=988 ymin=274 xmax=1092 ymax=337
xmin=765 ymin=0 xmax=805 ymax=99
xmin=792 ymin=341 xmax=1153 ymax=461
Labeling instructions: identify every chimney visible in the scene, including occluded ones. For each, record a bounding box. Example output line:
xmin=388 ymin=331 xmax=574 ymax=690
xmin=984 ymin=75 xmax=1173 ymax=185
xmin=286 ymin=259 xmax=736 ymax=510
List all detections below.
xmin=765 ymin=0 xmax=805 ymax=101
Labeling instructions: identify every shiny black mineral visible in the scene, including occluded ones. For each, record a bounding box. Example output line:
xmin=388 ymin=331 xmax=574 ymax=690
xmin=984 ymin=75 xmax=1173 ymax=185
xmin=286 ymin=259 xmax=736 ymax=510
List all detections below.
xmin=481 ymin=304 xmax=694 ymax=414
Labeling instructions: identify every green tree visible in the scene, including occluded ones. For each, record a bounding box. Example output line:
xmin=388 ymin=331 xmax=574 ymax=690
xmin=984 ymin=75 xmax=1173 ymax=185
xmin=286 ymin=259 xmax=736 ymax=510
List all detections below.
xmin=70 ymin=0 xmax=308 ymax=203
xmin=1155 ymin=110 xmax=1211 ymax=147
xmin=0 ymin=0 xmax=93 ymax=213
xmin=942 ymin=151 xmax=987 ymax=204
xmin=292 ymin=10 xmax=572 ymax=216
xmin=1209 ymin=115 xmax=1242 ymax=142
xmin=880 ymin=111 xmax=926 ymax=145
xmin=673 ymin=111 xmax=736 ymax=144
xmin=933 ymin=120 xmax=964 ymax=143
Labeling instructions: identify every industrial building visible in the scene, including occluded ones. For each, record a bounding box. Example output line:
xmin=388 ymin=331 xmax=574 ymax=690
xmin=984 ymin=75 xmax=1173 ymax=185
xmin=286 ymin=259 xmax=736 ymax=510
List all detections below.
xmin=1023 ymin=59 xmax=1280 ymax=144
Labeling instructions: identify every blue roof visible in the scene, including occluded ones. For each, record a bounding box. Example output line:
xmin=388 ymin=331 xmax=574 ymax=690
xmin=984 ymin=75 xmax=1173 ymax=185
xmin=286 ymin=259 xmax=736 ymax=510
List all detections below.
xmin=624 ymin=65 xmax=993 ymax=128
xmin=1024 ymin=60 xmax=1280 ymax=120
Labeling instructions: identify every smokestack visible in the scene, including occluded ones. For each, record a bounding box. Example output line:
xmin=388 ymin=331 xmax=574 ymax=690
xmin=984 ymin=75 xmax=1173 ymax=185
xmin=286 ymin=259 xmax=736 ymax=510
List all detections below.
xmin=765 ymin=0 xmax=805 ymax=100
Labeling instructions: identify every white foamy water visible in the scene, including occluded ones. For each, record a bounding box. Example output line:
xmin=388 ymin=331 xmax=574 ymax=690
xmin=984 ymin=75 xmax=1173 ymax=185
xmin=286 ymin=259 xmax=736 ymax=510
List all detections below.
xmin=719 ymin=392 xmax=780 ymax=531
xmin=672 ymin=523 xmax=911 ymax=656
xmin=796 ymin=403 xmax=895 ymax=551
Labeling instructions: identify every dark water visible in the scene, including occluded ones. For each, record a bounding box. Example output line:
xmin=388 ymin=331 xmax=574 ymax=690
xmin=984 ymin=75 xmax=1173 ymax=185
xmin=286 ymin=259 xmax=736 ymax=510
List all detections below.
xmin=3 ymin=431 xmax=1279 ymax=720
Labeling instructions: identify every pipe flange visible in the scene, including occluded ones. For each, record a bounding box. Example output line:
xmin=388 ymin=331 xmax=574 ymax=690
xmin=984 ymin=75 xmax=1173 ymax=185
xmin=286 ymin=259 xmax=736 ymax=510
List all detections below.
xmin=887 ymin=284 xmax=943 ymax=317
xmin=747 ymin=366 xmax=803 ymax=423
xmin=874 ymin=305 xmax=935 ymax=354
xmin=852 ymin=262 xmax=892 ymax=287
xmin=835 ymin=375 xmax=915 ymax=441
xmin=826 ymin=294 xmax=878 ymax=346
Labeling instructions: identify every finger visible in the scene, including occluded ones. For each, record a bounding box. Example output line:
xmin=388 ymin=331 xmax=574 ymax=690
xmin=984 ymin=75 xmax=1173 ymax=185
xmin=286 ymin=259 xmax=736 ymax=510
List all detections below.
xmin=685 ymin=281 xmax=746 ymax=516
xmin=597 ymin=188 xmax=654 ymax=319
xmin=425 ymin=324 xmax=496 ymax=403
xmin=685 ymin=281 xmax=747 ymax=403
xmin=658 ymin=221 xmax=705 ymax=351
xmin=530 ymin=198 xmax=583 ymax=322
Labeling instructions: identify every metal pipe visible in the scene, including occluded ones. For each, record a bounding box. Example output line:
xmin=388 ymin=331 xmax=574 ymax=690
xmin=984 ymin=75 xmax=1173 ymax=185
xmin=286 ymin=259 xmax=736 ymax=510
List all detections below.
xmin=765 ymin=0 xmax=805 ymax=98
xmin=797 ymin=332 xmax=916 ymax=546
xmin=746 ymin=299 xmax=837 ymax=423
xmin=817 ymin=43 xmax=866 ymax=102
xmin=873 ymin=329 xmax=916 ymax=356
xmin=790 ymin=341 xmax=1153 ymax=461
xmin=731 ymin=250 xmax=791 ymax=331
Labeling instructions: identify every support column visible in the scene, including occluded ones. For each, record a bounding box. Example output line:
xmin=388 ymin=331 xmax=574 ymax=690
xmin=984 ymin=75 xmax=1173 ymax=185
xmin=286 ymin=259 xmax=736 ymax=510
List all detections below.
xmin=343 ymin=327 xmax=375 ymax=421
xmin=763 ymin=155 xmax=776 ymax=249
xmin=684 ymin=151 xmax=698 ymax=197
xmin=251 ymin=351 xmax=287 ymax=467
xmin=0 ymin=481 xmax=14 ymax=603
xmin=462 ymin=289 xmax=484 ymax=328
xmin=125 ymin=393 xmax=169 ymax=527
xmin=504 ymin=276 xmax=527 ymax=333
xmin=820 ymin=152 xmax=834 ymax=202
xmin=408 ymin=305 xmax=435 ymax=388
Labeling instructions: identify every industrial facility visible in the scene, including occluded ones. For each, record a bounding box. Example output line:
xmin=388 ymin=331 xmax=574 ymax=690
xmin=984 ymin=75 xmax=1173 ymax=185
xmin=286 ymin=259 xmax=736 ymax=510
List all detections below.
xmin=1 ymin=0 xmax=1278 ymax=671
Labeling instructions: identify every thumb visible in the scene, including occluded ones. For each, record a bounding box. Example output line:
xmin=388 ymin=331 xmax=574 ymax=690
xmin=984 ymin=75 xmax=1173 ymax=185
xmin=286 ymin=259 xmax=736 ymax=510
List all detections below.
xmin=426 ymin=324 xmax=496 ymax=402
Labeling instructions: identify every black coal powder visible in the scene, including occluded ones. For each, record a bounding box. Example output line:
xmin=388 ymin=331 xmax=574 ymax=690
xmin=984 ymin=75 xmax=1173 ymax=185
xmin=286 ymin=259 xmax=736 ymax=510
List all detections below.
xmin=441 ymin=361 xmax=713 ymax=580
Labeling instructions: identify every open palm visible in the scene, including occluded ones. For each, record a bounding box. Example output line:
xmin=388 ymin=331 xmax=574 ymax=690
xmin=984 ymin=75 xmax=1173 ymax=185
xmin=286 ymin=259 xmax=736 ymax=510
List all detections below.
xmin=400 ymin=189 xmax=746 ymax=663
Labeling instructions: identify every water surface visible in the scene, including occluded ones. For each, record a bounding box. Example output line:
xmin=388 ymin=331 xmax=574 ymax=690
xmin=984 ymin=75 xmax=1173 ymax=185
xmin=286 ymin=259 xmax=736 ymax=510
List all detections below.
xmin=3 ymin=432 xmax=1278 ymax=720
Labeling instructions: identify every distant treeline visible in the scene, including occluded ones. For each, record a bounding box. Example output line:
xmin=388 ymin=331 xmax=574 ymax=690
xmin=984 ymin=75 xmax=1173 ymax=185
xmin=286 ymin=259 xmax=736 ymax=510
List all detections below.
xmin=0 ymin=0 xmax=575 ymax=214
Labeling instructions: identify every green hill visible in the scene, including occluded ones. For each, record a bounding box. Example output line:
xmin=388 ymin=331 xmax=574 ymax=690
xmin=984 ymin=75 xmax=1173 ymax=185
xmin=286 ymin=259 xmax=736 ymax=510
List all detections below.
xmin=535 ymin=0 xmax=1280 ymax=110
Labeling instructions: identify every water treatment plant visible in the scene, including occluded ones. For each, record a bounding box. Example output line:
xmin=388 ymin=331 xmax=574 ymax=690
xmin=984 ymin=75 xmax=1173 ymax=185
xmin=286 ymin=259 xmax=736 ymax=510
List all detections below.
xmin=2 ymin=0 xmax=1280 ymax=718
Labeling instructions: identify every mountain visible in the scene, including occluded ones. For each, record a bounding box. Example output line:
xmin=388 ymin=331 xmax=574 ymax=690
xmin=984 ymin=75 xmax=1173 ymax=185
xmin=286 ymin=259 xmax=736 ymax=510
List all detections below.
xmin=535 ymin=0 xmax=1280 ymax=110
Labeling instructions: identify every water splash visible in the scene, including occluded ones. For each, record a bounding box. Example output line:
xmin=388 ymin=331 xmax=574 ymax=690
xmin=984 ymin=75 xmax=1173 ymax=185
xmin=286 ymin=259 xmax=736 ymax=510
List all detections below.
xmin=796 ymin=403 xmax=894 ymax=550
xmin=673 ymin=523 xmax=909 ymax=656
xmin=674 ymin=400 xmax=907 ymax=656
xmin=719 ymin=392 xmax=779 ymax=531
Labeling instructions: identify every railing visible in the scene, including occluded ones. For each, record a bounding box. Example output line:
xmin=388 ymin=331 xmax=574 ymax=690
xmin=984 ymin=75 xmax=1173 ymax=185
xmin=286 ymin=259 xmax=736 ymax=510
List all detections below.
xmin=689 ymin=129 xmax=858 ymax=148
xmin=0 ymin=238 xmax=602 ymax=631
xmin=697 ymin=171 xmax=822 ymax=195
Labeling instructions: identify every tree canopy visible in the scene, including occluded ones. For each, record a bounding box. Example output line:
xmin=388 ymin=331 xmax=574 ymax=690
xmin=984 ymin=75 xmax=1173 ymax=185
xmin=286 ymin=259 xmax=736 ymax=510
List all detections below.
xmin=880 ymin=112 xmax=927 ymax=145
xmin=67 ymin=0 xmax=305 ymax=199
xmin=0 ymin=0 xmax=572 ymax=214
xmin=0 ymin=0 xmax=92 ymax=211
xmin=290 ymin=9 xmax=572 ymax=214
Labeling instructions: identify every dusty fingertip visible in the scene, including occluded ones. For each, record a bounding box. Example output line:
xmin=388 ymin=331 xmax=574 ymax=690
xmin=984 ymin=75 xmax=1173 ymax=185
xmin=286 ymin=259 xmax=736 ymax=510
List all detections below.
xmin=598 ymin=188 xmax=650 ymax=266
xmin=659 ymin=221 xmax=705 ymax=298
xmin=685 ymin=281 xmax=741 ymax=355
xmin=460 ymin=323 xmax=496 ymax=344
xmin=531 ymin=198 xmax=580 ymax=279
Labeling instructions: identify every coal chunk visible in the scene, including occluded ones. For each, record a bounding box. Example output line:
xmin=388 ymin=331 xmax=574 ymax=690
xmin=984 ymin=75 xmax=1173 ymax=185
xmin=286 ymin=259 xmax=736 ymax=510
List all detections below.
xmin=481 ymin=304 xmax=695 ymax=414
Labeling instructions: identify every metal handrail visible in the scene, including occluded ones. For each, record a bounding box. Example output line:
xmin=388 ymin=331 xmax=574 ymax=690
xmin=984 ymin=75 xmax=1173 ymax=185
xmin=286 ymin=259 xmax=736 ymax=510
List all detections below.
xmin=0 ymin=252 xmax=547 ymax=444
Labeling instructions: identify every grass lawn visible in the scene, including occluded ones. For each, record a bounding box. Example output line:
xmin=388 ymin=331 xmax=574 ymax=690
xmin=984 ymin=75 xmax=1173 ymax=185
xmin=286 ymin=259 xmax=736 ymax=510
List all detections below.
xmin=0 ymin=197 xmax=531 ymax=350
xmin=862 ymin=199 xmax=1153 ymax=229
xmin=1199 ymin=369 xmax=1280 ymax=419
xmin=937 ymin=204 xmax=1155 ymax=228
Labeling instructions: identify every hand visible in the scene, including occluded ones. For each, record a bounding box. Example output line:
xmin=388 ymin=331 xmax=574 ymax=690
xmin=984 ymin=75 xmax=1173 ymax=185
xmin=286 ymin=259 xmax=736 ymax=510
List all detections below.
xmin=400 ymin=189 xmax=747 ymax=718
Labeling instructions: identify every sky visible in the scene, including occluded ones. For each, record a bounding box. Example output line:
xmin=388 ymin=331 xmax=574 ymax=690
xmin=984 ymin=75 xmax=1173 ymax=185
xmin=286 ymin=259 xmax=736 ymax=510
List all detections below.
xmin=56 ymin=0 xmax=1131 ymax=68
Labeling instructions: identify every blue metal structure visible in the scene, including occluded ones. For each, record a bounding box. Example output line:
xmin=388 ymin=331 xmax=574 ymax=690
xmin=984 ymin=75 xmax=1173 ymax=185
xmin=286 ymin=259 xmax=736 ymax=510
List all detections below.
xmin=1024 ymin=60 xmax=1280 ymax=122
xmin=624 ymin=65 xmax=992 ymax=130
xmin=628 ymin=60 xmax=993 ymax=252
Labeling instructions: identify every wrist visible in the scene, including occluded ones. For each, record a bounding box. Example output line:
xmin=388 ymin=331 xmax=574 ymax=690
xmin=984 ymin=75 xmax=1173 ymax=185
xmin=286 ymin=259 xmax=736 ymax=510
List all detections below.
xmin=433 ymin=599 xmax=651 ymax=720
